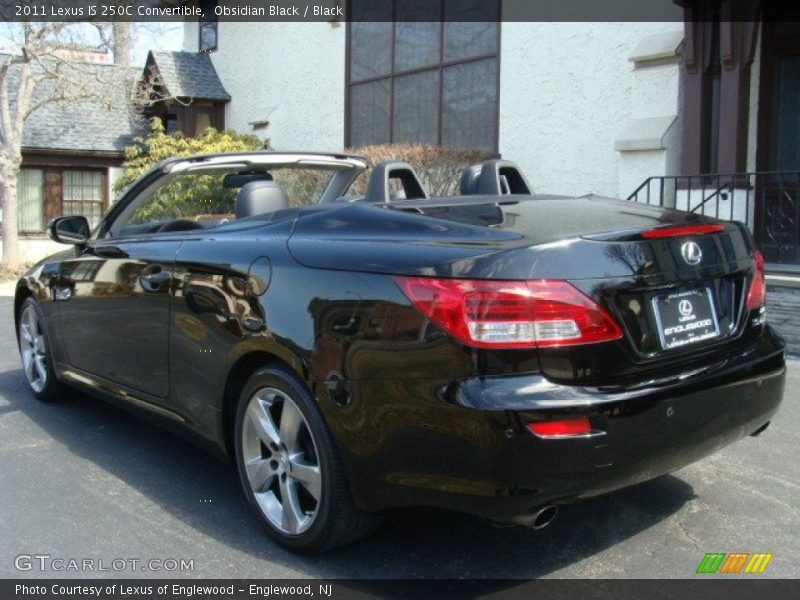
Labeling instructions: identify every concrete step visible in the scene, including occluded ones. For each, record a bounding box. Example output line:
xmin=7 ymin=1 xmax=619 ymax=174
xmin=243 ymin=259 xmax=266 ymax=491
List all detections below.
xmin=767 ymin=273 xmax=800 ymax=291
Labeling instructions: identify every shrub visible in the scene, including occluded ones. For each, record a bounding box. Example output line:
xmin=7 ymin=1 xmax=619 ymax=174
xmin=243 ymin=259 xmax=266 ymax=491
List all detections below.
xmin=114 ymin=118 xmax=269 ymax=194
xmin=271 ymin=169 xmax=335 ymax=208
xmin=345 ymin=144 xmax=484 ymax=197
xmin=111 ymin=119 xmax=270 ymax=221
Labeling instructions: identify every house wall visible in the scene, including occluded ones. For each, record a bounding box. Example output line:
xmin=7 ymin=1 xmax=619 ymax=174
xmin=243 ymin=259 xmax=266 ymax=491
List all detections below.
xmin=184 ymin=20 xmax=346 ymax=152
xmin=0 ymin=238 xmax=65 ymax=265
xmin=498 ymin=21 xmax=684 ymax=198
xmin=109 ymin=167 xmax=125 ymax=203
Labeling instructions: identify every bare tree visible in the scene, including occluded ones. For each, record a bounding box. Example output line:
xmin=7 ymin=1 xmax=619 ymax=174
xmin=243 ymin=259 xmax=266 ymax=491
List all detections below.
xmin=0 ymin=21 xmax=133 ymax=269
xmin=112 ymin=23 xmax=132 ymax=68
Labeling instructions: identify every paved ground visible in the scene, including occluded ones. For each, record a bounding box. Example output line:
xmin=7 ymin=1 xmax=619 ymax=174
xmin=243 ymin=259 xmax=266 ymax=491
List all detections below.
xmin=768 ymin=286 xmax=800 ymax=358
xmin=0 ymin=295 xmax=798 ymax=580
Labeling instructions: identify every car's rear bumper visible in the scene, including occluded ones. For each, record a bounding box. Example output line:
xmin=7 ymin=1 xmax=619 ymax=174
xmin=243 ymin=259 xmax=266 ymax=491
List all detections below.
xmin=490 ymin=350 xmax=784 ymax=522
xmin=336 ymin=329 xmax=786 ymax=521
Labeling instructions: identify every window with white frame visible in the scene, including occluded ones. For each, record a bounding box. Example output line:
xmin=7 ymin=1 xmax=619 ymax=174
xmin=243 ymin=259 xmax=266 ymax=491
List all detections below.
xmin=63 ymin=171 xmax=104 ymax=229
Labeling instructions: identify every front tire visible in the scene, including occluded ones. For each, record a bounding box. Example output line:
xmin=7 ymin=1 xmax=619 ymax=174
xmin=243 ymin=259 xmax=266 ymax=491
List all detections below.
xmin=17 ymin=297 xmax=67 ymax=403
xmin=234 ymin=365 xmax=380 ymax=552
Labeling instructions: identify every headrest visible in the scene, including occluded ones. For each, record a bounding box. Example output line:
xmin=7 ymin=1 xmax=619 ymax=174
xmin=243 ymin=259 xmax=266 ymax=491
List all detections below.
xmin=365 ymin=161 xmax=428 ymax=203
xmin=459 ymin=165 xmax=482 ymax=195
xmin=459 ymin=160 xmax=533 ymax=196
xmin=223 ymin=172 xmax=273 ymax=189
xmin=235 ymin=181 xmax=289 ymax=219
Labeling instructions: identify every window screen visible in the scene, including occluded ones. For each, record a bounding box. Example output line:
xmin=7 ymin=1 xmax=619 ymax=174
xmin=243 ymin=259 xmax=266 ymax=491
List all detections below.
xmin=17 ymin=169 xmax=44 ymax=233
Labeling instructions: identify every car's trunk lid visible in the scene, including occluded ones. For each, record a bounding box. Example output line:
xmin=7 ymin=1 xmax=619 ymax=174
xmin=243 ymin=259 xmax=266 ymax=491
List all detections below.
xmin=288 ymin=197 xmax=752 ymax=280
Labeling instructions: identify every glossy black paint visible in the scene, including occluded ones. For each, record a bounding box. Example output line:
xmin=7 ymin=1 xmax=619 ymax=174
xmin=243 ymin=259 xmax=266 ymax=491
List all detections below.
xmin=15 ymin=161 xmax=785 ymax=524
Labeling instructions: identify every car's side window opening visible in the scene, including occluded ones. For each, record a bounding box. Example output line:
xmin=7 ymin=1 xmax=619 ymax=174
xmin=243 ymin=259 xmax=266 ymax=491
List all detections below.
xmin=109 ymin=166 xmax=339 ymax=238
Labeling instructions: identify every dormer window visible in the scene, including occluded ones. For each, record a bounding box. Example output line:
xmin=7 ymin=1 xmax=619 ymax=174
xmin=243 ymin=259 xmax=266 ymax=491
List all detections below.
xmin=139 ymin=51 xmax=231 ymax=138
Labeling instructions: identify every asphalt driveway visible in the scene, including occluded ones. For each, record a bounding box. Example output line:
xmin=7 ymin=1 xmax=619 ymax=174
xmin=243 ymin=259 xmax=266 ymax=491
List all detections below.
xmin=0 ymin=295 xmax=797 ymax=579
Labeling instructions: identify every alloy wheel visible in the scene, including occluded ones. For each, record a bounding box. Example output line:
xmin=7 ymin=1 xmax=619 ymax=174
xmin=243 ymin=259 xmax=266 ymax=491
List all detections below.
xmin=19 ymin=305 xmax=48 ymax=393
xmin=241 ymin=387 xmax=322 ymax=535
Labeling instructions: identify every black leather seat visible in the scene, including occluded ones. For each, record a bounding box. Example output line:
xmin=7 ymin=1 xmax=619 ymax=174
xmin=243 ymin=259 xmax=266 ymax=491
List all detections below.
xmin=235 ymin=181 xmax=289 ymax=219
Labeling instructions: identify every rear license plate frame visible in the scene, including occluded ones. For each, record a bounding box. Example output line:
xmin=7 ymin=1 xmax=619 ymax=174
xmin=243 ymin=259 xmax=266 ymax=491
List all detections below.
xmin=651 ymin=287 xmax=721 ymax=351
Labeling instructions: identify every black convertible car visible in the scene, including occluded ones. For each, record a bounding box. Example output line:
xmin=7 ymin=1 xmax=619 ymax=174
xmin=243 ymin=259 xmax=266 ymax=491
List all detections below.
xmin=15 ymin=153 xmax=785 ymax=551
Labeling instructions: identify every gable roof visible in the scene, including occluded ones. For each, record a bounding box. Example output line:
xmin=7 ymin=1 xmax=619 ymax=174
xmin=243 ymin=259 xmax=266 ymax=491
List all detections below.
xmin=2 ymin=56 xmax=146 ymax=155
xmin=147 ymin=51 xmax=231 ymax=102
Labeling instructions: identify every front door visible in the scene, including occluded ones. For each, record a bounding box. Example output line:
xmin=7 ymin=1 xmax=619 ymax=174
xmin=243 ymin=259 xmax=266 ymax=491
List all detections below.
xmin=54 ymin=238 xmax=178 ymax=398
xmin=52 ymin=164 xmax=244 ymax=400
xmin=757 ymin=21 xmax=800 ymax=264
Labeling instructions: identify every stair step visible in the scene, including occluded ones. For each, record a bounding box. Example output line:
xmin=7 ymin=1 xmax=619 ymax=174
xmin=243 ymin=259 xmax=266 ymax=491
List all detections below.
xmin=766 ymin=274 xmax=800 ymax=291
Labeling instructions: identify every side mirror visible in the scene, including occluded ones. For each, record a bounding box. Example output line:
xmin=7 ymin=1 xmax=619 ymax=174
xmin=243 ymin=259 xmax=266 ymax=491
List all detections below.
xmin=48 ymin=216 xmax=90 ymax=245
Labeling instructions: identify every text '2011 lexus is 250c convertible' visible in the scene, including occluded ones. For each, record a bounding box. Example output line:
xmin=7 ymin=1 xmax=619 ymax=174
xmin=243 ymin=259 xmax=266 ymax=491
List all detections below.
xmin=14 ymin=153 xmax=785 ymax=551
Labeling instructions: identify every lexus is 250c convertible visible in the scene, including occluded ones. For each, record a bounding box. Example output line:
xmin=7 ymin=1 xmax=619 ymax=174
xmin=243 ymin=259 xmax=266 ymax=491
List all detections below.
xmin=15 ymin=153 xmax=785 ymax=551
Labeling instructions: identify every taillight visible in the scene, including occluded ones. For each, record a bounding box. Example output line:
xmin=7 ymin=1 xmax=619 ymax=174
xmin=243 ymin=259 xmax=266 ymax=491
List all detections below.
xmin=527 ymin=418 xmax=592 ymax=438
xmin=394 ymin=277 xmax=623 ymax=349
xmin=640 ymin=223 xmax=724 ymax=238
xmin=745 ymin=251 xmax=766 ymax=310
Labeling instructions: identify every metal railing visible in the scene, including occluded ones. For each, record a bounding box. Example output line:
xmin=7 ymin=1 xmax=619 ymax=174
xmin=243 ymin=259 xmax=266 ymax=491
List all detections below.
xmin=627 ymin=172 xmax=800 ymax=265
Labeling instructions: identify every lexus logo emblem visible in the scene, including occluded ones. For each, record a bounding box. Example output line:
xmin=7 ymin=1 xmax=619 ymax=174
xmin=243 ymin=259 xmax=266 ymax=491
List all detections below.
xmin=679 ymin=299 xmax=693 ymax=316
xmin=681 ymin=241 xmax=702 ymax=265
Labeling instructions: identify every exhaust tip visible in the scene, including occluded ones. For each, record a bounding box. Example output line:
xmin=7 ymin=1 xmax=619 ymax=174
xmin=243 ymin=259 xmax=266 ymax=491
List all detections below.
xmin=530 ymin=505 xmax=558 ymax=530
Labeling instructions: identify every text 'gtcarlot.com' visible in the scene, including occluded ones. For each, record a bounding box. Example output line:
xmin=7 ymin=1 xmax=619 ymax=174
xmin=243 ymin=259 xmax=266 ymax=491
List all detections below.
xmin=14 ymin=554 xmax=194 ymax=572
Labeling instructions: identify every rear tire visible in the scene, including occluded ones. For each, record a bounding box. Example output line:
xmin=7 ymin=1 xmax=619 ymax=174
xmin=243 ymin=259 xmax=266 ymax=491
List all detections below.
xmin=17 ymin=297 xmax=68 ymax=403
xmin=233 ymin=365 xmax=381 ymax=552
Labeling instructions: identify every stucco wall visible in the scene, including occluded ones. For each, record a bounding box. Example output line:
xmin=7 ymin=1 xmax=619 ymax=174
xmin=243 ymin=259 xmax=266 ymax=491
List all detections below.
xmin=498 ymin=22 xmax=684 ymax=198
xmin=184 ymin=19 xmax=346 ymax=152
xmin=630 ymin=61 xmax=681 ymax=119
xmin=183 ymin=19 xmax=198 ymax=52
xmin=0 ymin=238 xmax=64 ymax=265
xmin=108 ymin=166 xmax=127 ymax=208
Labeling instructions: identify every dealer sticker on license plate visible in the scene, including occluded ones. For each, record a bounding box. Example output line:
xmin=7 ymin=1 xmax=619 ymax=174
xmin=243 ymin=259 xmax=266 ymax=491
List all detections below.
xmin=652 ymin=288 xmax=721 ymax=350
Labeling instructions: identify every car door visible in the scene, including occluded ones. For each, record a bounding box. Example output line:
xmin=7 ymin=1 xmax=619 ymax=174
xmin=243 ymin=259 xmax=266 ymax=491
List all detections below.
xmin=54 ymin=235 xmax=179 ymax=399
xmin=53 ymin=165 xmax=246 ymax=401
xmin=53 ymin=167 xmax=217 ymax=400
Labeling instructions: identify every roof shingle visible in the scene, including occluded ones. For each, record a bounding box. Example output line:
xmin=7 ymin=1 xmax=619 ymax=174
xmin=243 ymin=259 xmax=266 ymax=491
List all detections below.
xmin=2 ymin=57 xmax=146 ymax=154
xmin=148 ymin=51 xmax=231 ymax=102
